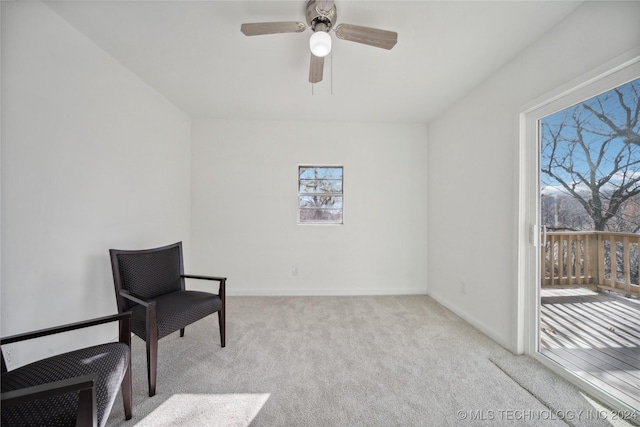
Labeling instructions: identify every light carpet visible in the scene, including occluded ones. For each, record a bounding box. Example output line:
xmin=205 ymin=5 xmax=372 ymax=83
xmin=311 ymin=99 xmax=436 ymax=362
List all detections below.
xmin=106 ymin=295 xmax=632 ymax=426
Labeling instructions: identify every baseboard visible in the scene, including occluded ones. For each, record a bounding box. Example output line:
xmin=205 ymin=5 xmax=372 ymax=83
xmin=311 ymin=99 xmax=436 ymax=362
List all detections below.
xmin=428 ymin=291 xmax=513 ymax=352
xmin=226 ymin=287 xmax=428 ymax=297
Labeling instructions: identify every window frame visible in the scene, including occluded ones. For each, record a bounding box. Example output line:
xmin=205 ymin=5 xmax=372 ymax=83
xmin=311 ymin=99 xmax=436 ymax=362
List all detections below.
xmin=297 ymin=165 xmax=344 ymax=225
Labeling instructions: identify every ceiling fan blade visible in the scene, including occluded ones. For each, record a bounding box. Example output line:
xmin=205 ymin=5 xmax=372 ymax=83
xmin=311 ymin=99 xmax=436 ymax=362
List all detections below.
xmin=334 ymin=23 xmax=397 ymax=50
xmin=240 ymin=22 xmax=306 ymax=36
xmin=309 ymin=54 xmax=324 ymax=83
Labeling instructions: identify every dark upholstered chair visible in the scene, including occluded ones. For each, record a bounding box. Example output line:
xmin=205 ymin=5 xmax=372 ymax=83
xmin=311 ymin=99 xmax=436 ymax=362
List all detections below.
xmin=1 ymin=312 xmax=132 ymax=427
xmin=109 ymin=241 xmax=226 ymax=397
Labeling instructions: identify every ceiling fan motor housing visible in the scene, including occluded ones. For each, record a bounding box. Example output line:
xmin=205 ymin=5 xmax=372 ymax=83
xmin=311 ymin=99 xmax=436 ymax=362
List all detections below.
xmin=306 ymin=0 xmax=336 ymax=32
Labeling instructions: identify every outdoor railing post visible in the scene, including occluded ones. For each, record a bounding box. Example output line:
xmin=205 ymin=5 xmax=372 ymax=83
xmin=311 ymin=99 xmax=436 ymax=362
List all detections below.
xmin=597 ymin=232 xmax=605 ymax=286
xmin=623 ymin=235 xmax=631 ymax=293
xmin=588 ymin=232 xmax=596 ymax=285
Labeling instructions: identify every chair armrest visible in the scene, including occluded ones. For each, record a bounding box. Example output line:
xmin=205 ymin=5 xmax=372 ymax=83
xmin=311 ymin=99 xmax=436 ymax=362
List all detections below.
xmin=119 ymin=290 xmax=154 ymax=307
xmin=1 ymin=373 xmax=96 ymax=408
xmin=1 ymin=312 xmax=132 ymax=346
xmin=182 ymin=275 xmax=226 ymax=298
xmin=2 ymin=374 xmax=98 ymax=427
xmin=182 ymin=274 xmax=227 ymax=282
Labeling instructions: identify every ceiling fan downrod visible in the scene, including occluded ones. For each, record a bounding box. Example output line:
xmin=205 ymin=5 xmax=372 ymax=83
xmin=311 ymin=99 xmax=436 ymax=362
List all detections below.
xmin=306 ymin=0 xmax=336 ymax=33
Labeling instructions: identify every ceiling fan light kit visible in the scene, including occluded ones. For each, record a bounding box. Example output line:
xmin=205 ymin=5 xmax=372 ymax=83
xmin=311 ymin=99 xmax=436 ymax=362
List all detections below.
xmin=240 ymin=0 xmax=397 ymax=84
xmin=309 ymin=30 xmax=331 ymax=57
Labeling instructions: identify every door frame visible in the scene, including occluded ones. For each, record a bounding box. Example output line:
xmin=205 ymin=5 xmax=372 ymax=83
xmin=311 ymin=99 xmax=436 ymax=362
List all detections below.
xmin=516 ymin=49 xmax=640 ymax=411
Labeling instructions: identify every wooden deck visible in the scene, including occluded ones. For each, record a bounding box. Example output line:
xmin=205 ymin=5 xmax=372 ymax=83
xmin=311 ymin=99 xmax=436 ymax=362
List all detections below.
xmin=540 ymin=288 xmax=640 ymax=411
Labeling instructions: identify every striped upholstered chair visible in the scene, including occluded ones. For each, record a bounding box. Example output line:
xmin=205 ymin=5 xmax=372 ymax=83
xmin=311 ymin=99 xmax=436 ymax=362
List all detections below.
xmin=1 ymin=312 xmax=132 ymax=427
xmin=109 ymin=241 xmax=226 ymax=397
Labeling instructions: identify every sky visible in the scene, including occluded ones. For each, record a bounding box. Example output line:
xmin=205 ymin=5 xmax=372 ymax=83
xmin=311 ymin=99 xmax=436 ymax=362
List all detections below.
xmin=539 ymin=78 xmax=640 ymax=196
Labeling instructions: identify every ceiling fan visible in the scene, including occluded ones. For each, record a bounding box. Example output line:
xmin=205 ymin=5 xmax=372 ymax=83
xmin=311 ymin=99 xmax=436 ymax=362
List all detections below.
xmin=240 ymin=0 xmax=398 ymax=83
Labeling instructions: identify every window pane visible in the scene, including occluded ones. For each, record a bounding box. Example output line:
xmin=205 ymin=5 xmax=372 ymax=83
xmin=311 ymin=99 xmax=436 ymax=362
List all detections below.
xmin=298 ymin=195 xmax=343 ymax=209
xmin=299 ymin=167 xmax=342 ymax=180
xmin=299 ymin=179 xmax=343 ymax=193
xmin=299 ymin=209 xmax=343 ymax=223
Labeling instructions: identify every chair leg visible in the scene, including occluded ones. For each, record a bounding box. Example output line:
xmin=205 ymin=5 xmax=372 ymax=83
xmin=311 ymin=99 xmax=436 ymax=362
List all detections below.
xmin=146 ymin=306 xmax=159 ymax=397
xmin=218 ymin=309 xmax=225 ymax=347
xmin=146 ymin=336 xmax=157 ymax=397
xmin=180 ymin=328 xmax=185 ymax=337
xmin=119 ymin=314 xmax=133 ymax=418
xmin=122 ymin=359 xmax=132 ymax=419
xmin=77 ymin=384 xmax=97 ymax=427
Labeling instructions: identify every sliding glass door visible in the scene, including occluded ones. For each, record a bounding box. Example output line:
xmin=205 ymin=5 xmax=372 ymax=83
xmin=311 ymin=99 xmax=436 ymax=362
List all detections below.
xmin=519 ymin=56 xmax=640 ymax=413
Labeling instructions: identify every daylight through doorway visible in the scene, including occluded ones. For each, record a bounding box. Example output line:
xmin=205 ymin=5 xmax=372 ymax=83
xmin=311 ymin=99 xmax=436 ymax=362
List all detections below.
xmin=536 ymin=77 xmax=640 ymax=412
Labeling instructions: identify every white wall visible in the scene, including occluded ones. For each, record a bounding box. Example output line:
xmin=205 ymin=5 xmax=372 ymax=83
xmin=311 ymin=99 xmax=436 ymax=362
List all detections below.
xmin=191 ymin=120 xmax=428 ymax=295
xmin=0 ymin=1 xmax=191 ymax=367
xmin=427 ymin=1 xmax=640 ymax=351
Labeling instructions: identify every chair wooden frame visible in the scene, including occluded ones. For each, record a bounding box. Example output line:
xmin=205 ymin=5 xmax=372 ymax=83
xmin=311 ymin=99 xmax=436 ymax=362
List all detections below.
xmin=110 ymin=241 xmax=226 ymax=397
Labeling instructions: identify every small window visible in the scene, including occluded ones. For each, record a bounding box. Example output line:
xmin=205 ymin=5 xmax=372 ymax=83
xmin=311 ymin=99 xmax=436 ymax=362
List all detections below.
xmin=298 ymin=166 xmax=343 ymax=224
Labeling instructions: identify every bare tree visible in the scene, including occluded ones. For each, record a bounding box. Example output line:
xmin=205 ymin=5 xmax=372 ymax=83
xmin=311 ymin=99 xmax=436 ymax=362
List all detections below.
xmin=540 ymin=192 xmax=592 ymax=231
xmin=540 ymin=79 xmax=640 ymax=231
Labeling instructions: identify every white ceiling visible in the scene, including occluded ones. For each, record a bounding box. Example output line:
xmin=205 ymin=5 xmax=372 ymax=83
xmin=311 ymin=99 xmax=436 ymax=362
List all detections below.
xmin=44 ymin=1 xmax=583 ymax=124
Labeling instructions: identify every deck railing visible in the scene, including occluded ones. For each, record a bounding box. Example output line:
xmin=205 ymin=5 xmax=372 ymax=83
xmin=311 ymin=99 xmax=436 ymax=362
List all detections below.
xmin=541 ymin=231 xmax=640 ymax=297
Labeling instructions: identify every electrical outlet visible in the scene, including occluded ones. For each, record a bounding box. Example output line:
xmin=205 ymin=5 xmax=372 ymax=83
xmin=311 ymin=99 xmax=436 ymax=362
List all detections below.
xmin=3 ymin=344 xmax=19 ymax=366
xmin=459 ymin=280 xmax=466 ymax=295
xmin=292 ymin=266 xmax=298 ymax=276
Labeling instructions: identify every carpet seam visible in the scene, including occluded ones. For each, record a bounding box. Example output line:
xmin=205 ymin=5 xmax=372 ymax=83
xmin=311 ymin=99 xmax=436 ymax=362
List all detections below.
xmin=489 ymin=358 xmax=574 ymax=427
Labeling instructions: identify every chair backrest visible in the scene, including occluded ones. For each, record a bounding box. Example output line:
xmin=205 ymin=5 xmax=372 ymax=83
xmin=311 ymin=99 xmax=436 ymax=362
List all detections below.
xmin=110 ymin=242 xmax=185 ymax=312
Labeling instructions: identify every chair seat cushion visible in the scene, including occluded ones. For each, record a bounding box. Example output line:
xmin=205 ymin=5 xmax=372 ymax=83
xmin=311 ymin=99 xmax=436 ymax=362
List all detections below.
xmin=1 ymin=342 xmax=129 ymax=427
xmin=131 ymin=290 xmax=222 ymax=340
